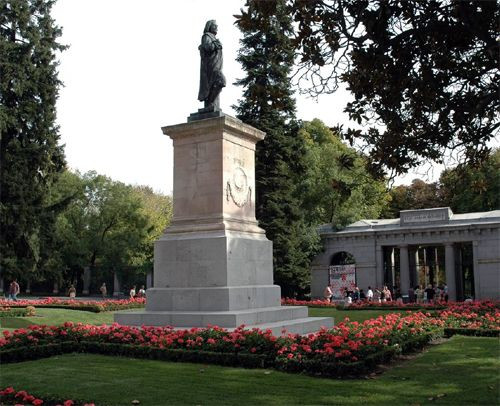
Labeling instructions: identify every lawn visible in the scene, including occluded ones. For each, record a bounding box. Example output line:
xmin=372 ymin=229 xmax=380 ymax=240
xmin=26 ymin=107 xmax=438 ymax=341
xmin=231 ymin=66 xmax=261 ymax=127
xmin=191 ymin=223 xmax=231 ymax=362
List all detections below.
xmin=0 ymin=306 xmax=397 ymax=332
xmin=1 ymin=335 xmax=498 ymax=405
xmin=0 ymin=308 xmax=140 ymax=331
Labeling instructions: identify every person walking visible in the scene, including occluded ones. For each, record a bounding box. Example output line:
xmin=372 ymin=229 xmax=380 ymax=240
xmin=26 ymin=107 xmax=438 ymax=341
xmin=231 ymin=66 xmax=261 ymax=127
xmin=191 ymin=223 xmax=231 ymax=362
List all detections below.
xmin=8 ymin=279 xmax=20 ymax=301
xmin=367 ymin=286 xmax=374 ymax=302
xmin=323 ymin=285 xmax=333 ymax=303
xmin=68 ymin=284 xmax=77 ymax=298
xmin=100 ymin=283 xmax=107 ymax=298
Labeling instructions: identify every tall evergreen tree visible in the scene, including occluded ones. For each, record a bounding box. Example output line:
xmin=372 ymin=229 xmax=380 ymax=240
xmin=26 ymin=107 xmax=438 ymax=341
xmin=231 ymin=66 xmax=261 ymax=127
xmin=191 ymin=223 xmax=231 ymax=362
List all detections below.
xmin=0 ymin=0 xmax=66 ymax=281
xmin=235 ymin=0 xmax=318 ymax=297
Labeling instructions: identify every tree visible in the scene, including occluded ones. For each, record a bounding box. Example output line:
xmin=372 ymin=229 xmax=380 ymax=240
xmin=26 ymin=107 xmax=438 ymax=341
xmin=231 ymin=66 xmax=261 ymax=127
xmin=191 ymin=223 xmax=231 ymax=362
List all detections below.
xmin=439 ymin=149 xmax=500 ymax=213
xmin=289 ymin=0 xmax=499 ymax=176
xmin=50 ymin=171 xmax=150 ymax=291
xmin=0 ymin=0 xmax=66 ymax=282
xmin=381 ymin=179 xmax=442 ymax=218
xmin=298 ymin=119 xmax=389 ymax=228
xmin=131 ymin=185 xmax=173 ymax=275
xmin=234 ymin=0 xmax=318 ymax=297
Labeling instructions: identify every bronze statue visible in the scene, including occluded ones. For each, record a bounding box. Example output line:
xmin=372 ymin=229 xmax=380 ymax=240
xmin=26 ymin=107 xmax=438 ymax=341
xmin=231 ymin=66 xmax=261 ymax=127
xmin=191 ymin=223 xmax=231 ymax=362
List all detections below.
xmin=198 ymin=20 xmax=226 ymax=112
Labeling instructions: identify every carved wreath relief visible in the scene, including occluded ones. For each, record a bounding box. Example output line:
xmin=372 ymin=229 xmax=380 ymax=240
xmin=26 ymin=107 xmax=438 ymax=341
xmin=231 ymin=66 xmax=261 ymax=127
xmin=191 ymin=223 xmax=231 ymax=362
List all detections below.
xmin=227 ymin=166 xmax=251 ymax=207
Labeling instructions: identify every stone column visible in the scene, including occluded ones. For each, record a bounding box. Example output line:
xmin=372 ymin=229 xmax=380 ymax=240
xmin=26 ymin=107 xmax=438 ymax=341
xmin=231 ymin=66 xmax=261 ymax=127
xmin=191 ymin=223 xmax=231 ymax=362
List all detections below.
xmin=52 ymin=282 xmax=59 ymax=295
xmin=25 ymin=280 xmax=31 ymax=294
xmin=146 ymin=271 xmax=153 ymax=289
xmin=472 ymin=241 xmax=480 ymax=300
xmin=113 ymin=272 xmax=122 ymax=297
xmin=444 ymin=243 xmax=457 ymax=301
xmin=399 ymin=245 xmax=410 ymax=294
xmin=82 ymin=267 xmax=91 ymax=295
xmin=376 ymin=246 xmax=384 ymax=288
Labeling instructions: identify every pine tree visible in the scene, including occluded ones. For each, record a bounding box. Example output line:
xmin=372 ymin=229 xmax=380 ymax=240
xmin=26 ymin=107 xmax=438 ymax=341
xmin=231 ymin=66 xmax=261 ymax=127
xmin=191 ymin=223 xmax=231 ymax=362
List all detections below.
xmin=234 ymin=0 xmax=318 ymax=297
xmin=0 ymin=0 xmax=66 ymax=281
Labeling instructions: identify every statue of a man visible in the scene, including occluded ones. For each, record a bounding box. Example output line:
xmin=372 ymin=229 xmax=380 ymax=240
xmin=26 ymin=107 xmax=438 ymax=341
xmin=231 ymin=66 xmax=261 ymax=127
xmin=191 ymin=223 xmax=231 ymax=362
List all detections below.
xmin=198 ymin=20 xmax=226 ymax=112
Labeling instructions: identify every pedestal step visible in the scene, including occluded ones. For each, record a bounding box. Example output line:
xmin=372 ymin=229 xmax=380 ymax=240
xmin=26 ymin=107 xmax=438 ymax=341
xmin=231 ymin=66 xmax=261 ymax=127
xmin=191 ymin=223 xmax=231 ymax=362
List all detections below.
xmin=115 ymin=305 xmax=313 ymax=328
xmin=241 ymin=317 xmax=334 ymax=336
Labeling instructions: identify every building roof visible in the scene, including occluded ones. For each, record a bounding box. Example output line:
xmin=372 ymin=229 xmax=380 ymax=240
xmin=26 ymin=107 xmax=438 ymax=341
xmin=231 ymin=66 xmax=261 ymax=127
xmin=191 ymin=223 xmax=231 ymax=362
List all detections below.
xmin=318 ymin=208 xmax=500 ymax=235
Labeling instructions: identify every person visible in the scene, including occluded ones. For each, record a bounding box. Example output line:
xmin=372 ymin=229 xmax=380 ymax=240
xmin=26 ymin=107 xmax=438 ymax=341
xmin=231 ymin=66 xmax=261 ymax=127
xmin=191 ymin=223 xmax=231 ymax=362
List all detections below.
xmin=359 ymin=289 xmax=366 ymax=301
xmin=383 ymin=286 xmax=392 ymax=302
xmin=380 ymin=287 xmax=386 ymax=302
xmin=100 ymin=283 xmax=107 ymax=298
xmin=137 ymin=285 xmax=146 ymax=298
xmin=68 ymin=284 xmax=77 ymax=298
xmin=129 ymin=285 xmax=136 ymax=299
xmin=374 ymin=287 xmax=381 ymax=303
xmin=415 ymin=285 xmax=423 ymax=304
xmin=197 ymin=20 xmax=226 ymax=112
xmin=353 ymin=286 xmax=360 ymax=302
xmin=323 ymin=285 xmax=333 ymax=302
xmin=366 ymin=286 xmax=374 ymax=302
xmin=8 ymin=279 xmax=20 ymax=301
xmin=425 ymin=284 xmax=435 ymax=303
xmin=443 ymin=284 xmax=449 ymax=302
xmin=435 ymin=285 xmax=442 ymax=303
xmin=408 ymin=286 xmax=415 ymax=303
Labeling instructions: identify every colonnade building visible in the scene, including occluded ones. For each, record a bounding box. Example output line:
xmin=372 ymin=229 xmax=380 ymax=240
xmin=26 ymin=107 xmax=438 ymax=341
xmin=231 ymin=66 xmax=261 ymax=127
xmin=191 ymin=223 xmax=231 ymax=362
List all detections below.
xmin=311 ymin=208 xmax=500 ymax=301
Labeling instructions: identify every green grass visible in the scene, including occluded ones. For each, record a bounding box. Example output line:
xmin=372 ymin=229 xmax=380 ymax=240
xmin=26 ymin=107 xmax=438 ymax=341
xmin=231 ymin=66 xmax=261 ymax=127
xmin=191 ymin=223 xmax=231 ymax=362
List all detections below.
xmin=1 ymin=336 xmax=498 ymax=405
xmin=0 ymin=306 xmax=398 ymax=332
xmin=0 ymin=308 xmax=140 ymax=331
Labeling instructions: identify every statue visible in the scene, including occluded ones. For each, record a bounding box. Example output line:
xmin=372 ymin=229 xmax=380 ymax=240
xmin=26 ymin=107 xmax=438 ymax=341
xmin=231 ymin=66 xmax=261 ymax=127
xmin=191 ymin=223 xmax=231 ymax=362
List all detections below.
xmin=197 ymin=20 xmax=226 ymax=112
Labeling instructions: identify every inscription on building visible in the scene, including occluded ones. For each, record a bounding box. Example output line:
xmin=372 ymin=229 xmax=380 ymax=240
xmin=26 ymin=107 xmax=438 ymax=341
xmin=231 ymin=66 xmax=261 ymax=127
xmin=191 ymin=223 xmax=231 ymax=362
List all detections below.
xmin=401 ymin=208 xmax=451 ymax=225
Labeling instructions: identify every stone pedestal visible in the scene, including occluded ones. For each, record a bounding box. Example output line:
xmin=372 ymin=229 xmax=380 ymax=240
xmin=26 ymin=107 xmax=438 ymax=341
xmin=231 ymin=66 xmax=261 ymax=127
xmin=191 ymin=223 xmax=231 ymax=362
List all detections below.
xmin=115 ymin=115 xmax=333 ymax=335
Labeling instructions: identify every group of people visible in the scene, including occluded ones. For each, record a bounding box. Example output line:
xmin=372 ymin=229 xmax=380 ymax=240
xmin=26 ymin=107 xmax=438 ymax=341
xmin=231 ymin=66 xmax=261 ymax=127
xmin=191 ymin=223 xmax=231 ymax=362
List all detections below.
xmin=324 ymin=283 xmax=449 ymax=304
xmin=129 ymin=285 xmax=146 ymax=299
xmin=410 ymin=284 xmax=449 ymax=303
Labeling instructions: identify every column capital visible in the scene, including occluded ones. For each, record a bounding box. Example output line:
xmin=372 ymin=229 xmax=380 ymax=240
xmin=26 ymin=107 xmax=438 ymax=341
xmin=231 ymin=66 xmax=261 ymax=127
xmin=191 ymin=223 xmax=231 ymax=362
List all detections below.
xmin=398 ymin=244 xmax=409 ymax=249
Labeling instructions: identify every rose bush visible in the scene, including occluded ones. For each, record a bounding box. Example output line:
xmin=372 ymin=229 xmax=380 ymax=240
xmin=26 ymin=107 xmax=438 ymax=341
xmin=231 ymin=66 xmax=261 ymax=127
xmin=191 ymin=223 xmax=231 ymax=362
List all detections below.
xmin=0 ymin=297 xmax=145 ymax=313
xmin=0 ymin=386 xmax=94 ymax=406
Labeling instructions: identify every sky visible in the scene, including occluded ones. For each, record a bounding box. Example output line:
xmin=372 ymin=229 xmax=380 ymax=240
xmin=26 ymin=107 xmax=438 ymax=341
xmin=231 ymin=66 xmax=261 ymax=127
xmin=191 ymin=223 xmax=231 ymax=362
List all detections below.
xmin=52 ymin=0 xmax=434 ymax=195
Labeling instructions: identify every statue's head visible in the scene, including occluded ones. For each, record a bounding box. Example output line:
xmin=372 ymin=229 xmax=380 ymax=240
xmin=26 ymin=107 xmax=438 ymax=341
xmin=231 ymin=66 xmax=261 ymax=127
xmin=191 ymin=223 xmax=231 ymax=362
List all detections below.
xmin=204 ymin=20 xmax=218 ymax=35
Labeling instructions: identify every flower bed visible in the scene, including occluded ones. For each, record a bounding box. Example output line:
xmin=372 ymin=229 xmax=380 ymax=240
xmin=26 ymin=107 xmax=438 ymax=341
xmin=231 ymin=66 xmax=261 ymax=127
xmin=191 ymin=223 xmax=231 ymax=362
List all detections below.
xmin=282 ymin=298 xmax=500 ymax=312
xmin=0 ymin=312 xmax=446 ymax=377
xmin=0 ymin=386 xmax=94 ymax=406
xmin=0 ymin=297 xmax=145 ymax=313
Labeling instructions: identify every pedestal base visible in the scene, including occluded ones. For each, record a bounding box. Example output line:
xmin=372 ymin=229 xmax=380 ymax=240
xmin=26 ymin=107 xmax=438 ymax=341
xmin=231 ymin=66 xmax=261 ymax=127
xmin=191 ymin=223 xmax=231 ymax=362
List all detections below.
xmin=114 ymin=306 xmax=333 ymax=335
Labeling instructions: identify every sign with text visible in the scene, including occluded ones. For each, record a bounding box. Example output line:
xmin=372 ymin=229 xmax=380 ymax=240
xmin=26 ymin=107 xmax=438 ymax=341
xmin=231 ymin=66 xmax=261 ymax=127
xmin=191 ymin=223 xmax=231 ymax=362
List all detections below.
xmin=400 ymin=208 xmax=452 ymax=225
xmin=328 ymin=265 xmax=356 ymax=300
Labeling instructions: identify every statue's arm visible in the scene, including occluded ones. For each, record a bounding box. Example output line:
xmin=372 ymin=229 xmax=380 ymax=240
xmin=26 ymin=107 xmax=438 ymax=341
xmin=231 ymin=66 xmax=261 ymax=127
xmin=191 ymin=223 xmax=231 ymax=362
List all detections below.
xmin=200 ymin=34 xmax=220 ymax=53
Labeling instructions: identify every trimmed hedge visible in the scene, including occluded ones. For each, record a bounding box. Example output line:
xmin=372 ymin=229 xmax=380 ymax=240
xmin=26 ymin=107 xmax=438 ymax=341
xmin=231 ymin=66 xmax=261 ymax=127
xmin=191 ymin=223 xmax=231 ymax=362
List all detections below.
xmin=0 ymin=333 xmax=439 ymax=377
xmin=0 ymin=308 xmax=28 ymax=318
xmin=444 ymin=328 xmax=500 ymax=338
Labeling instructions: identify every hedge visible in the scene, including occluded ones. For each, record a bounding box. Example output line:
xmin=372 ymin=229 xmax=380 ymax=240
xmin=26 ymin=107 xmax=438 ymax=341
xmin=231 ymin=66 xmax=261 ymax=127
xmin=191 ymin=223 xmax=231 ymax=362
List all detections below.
xmin=443 ymin=328 xmax=500 ymax=338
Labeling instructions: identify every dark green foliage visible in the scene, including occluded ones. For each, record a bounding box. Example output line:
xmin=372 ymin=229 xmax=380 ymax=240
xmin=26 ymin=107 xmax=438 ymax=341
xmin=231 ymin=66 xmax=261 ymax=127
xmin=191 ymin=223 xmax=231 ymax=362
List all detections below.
xmin=381 ymin=149 xmax=499 ymax=218
xmin=443 ymin=328 xmax=500 ymax=338
xmin=0 ymin=0 xmax=67 ymax=281
xmin=290 ymin=0 xmax=499 ymax=176
xmin=298 ymin=119 xmax=389 ymax=228
xmin=234 ymin=0 xmax=318 ymax=297
xmin=381 ymin=179 xmax=443 ymax=219
xmin=439 ymin=149 xmax=500 ymax=213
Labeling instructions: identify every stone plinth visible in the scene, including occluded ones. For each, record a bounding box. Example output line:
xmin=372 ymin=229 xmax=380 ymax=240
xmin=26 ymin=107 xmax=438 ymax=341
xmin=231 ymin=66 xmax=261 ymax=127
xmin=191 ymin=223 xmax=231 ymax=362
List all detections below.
xmin=115 ymin=115 xmax=333 ymax=334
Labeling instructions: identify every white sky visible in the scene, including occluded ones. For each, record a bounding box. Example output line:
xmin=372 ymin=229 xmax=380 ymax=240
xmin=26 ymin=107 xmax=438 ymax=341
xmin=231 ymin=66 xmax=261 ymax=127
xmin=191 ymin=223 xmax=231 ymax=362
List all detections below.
xmin=52 ymin=0 xmax=433 ymax=195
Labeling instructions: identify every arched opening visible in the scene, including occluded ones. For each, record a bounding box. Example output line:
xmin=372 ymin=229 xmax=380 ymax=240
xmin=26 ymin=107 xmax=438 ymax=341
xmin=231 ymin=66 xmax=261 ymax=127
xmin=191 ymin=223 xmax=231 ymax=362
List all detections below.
xmin=328 ymin=251 xmax=356 ymax=300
